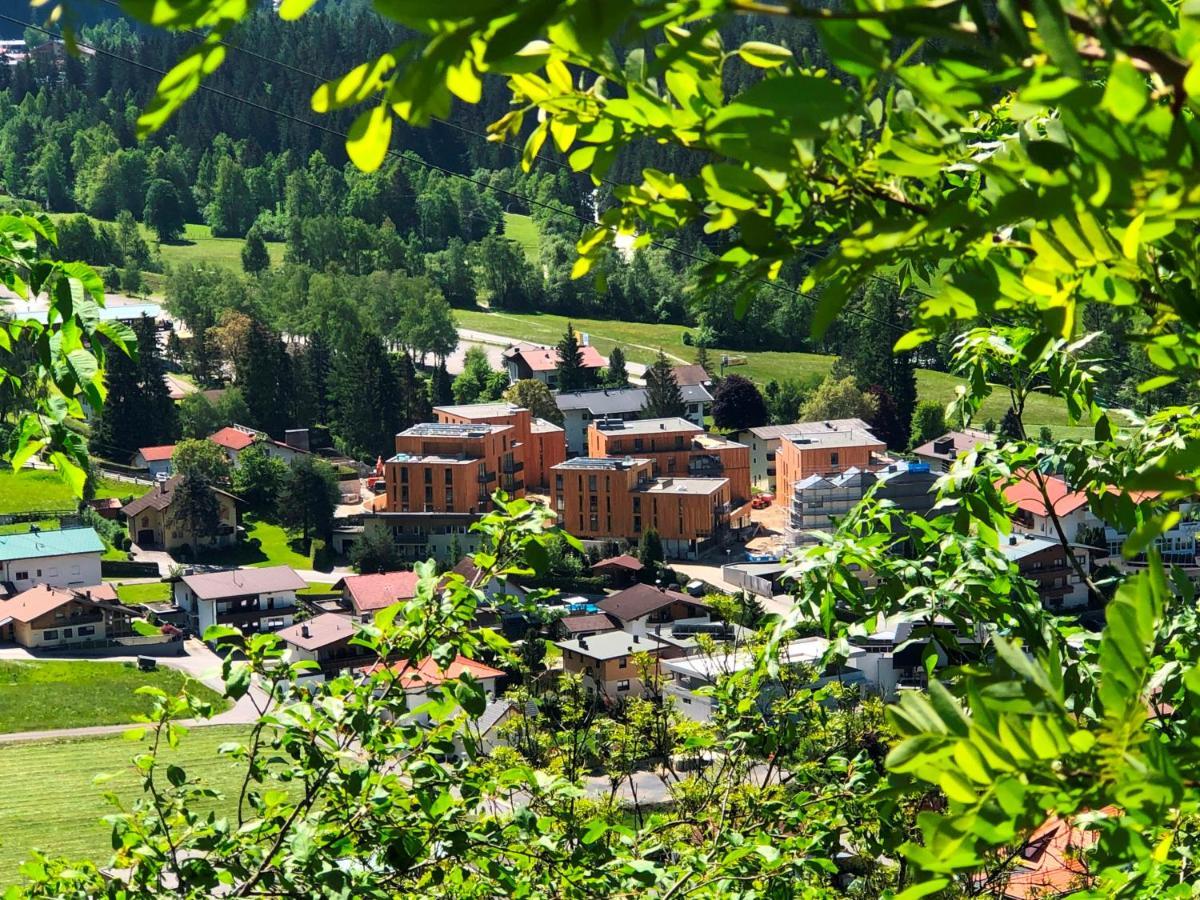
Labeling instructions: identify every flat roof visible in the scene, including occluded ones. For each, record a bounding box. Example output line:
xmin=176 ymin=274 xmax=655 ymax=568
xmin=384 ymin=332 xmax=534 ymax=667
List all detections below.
xmin=553 ymin=456 xmax=651 ymax=471
xmin=593 ymin=417 xmax=703 ymax=436
xmin=746 ymin=419 xmax=873 ymax=440
xmin=387 ymin=453 xmax=478 ymax=465
xmin=662 ymin=636 xmax=840 ymax=679
xmin=638 ymin=477 xmax=727 ymax=495
xmin=434 ymin=402 xmax=525 ymax=418
xmin=531 ymin=417 xmax=564 ymax=434
xmin=398 ymin=422 xmax=510 ymax=439
xmin=693 ymin=433 xmax=746 ymax=450
xmin=785 ymin=429 xmax=884 ymax=449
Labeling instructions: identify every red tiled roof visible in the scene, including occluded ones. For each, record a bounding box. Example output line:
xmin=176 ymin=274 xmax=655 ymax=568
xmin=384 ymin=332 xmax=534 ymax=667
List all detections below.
xmin=591 ymin=554 xmax=644 ymax=572
xmin=366 ymin=654 xmax=505 ymax=688
xmin=0 ymin=583 xmax=117 ymax=624
xmin=209 ymin=427 xmax=256 ymax=451
xmin=1004 ymin=470 xmax=1090 ymax=518
xmin=137 ymin=444 xmax=176 ymax=462
xmin=997 ymin=808 xmax=1117 ymax=898
xmin=512 ymin=345 xmax=606 ymax=373
xmin=335 ymin=571 xmax=420 ymax=613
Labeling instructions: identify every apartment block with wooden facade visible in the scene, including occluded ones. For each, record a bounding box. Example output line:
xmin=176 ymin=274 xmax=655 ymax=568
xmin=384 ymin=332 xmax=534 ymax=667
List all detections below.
xmin=551 ymin=457 xmax=734 ymax=559
xmin=586 ymin=417 xmax=752 ymax=506
xmin=433 ymin=402 xmax=566 ymax=491
xmin=774 ymin=427 xmax=890 ymax=510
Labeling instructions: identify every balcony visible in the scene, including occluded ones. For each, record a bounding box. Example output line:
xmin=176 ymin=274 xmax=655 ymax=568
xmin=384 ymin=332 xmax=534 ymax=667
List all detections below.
xmin=477 ymin=470 xmax=496 ymax=483
xmin=688 ymin=454 xmax=724 ymax=478
xmin=392 ymin=533 xmax=428 ymax=545
xmin=502 ymin=459 xmax=524 ymax=474
xmin=502 ymin=477 xmax=525 ymax=493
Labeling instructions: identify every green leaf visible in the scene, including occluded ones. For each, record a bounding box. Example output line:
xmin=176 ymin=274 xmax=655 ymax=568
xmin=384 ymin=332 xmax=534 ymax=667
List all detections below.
xmin=736 ymin=41 xmax=793 ymax=69
xmin=1029 ymin=0 xmax=1083 ymax=78
xmin=1101 ymin=55 xmax=1147 ymax=123
xmin=278 ymin=0 xmax=319 ymax=20
xmin=346 ymin=105 xmax=393 ymax=173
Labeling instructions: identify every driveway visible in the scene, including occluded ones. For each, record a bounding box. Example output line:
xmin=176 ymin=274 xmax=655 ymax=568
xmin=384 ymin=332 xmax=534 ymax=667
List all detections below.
xmin=670 ymin=561 xmax=796 ymax=618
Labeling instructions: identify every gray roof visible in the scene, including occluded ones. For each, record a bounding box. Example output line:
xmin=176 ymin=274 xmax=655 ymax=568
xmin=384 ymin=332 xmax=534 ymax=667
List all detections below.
xmin=594 ymin=416 xmax=702 ymax=436
xmin=679 ymin=383 xmax=713 ymax=404
xmin=638 ymin=477 xmax=727 ymax=495
xmin=555 ymin=388 xmax=647 ymax=415
xmin=1000 ymin=533 xmax=1066 ymax=562
xmin=398 ymin=422 xmax=509 ymax=438
xmin=785 ymin=429 xmax=884 ymax=449
xmin=557 ymin=629 xmax=669 ymax=660
xmin=553 ymin=456 xmax=651 ymax=471
xmin=180 ymin=566 xmax=307 ymax=600
xmin=433 ymin=402 xmax=525 ymax=418
xmin=746 ymin=419 xmax=873 ymax=440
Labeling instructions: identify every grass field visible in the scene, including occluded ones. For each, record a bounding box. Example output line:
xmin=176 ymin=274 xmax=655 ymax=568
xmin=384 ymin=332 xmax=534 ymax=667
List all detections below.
xmin=454 ymin=308 xmax=1090 ymax=430
xmin=154 ymin=222 xmax=285 ymax=272
xmin=0 ymin=469 xmax=148 ymax=515
xmin=503 ymin=212 xmax=542 ymax=261
xmin=199 ymin=518 xmax=327 ymax=571
xmin=0 ymin=660 xmax=222 ymax=734
xmin=0 ymin=725 xmax=253 ymax=883
xmin=115 ymin=581 xmax=172 ymax=604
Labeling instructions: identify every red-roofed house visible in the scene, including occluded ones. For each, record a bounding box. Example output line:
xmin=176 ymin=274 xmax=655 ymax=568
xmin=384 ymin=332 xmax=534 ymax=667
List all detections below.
xmin=590 ymin=554 xmax=644 ymax=587
xmin=990 ymin=808 xmax=1116 ymax=898
xmin=209 ymin=425 xmax=307 ymax=466
xmin=0 ymin=583 xmax=132 ymax=649
xmin=333 ymin=571 xmax=421 ymax=621
xmin=503 ymin=342 xmax=606 ymax=389
xmin=133 ymin=444 xmax=177 ymax=480
xmin=1004 ymin=470 xmax=1095 ymax=540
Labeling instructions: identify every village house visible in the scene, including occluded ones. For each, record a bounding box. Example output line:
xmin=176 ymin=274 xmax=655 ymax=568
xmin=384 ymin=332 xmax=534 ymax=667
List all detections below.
xmin=276 ymin=613 xmax=375 ymax=680
xmin=551 ymin=457 xmax=737 ymax=559
xmin=663 ymin=636 xmax=869 ymax=723
xmin=502 ymin=341 xmax=606 ymax=388
xmin=1001 ymin=533 xmax=1090 ymax=610
xmin=332 ymin=570 xmax=420 ymax=621
xmin=736 ymin=419 xmax=875 ymax=494
xmin=0 ymin=583 xmax=132 ymax=649
xmin=589 ymin=554 xmax=644 ymax=587
xmin=670 ymin=364 xmax=715 ymax=426
xmin=597 ymin=582 xmax=710 ymax=629
xmin=122 ymin=475 xmax=239 ymax=552
xmin=0 ymin=526 xmax=104 ymax=593
xmin=912 ymin=428 xmax=991 ymax=473
xmin=432 ymin=401 xmax=566 ymax=491
xmin=557 ymin=629 xmax=677 ymax=700
xmin=587 ymin=417 xmax=752 ymax=505
xmin=173 ymin=565 xmax=306 ymax=637
xmin=133 ymin=444 xmax=176 ymax=479
xmin=774 ymin=427 xmax=890 ymax=511
xmin=370 ymin=422 xmax=526 ymax=561
xmin=209 ymin=424 xmax=309 ymax=466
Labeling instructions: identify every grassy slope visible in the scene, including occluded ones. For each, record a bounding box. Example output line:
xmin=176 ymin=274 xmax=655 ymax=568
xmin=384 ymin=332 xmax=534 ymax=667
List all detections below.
xmin=503 ymin=212 xmax=542 ymax=261
xmin=197 ymin=518 xmax=322 ymax=571
xmin=154 ymin=222 xmax=285 ymax=272
xmin=454 ymin=308 xmax=1086 ymax=430
xmin=0 ymin=660 xmax=222 ymax=733
xmin=0 ymin=470 xmax=148 ymax=514
xmin=0 ymin=725 xmax=251 ymax=883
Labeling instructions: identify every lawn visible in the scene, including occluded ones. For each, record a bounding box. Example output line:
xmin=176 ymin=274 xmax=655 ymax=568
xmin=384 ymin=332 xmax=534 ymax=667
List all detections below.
xmin=115 ymin=581 xmax=172 ymax=604
xmin=0 ymin=469 xmax=148 ymax=515
xmin=199 ymin=517 xmax=328 ymax=571
xmin=454 ymin=308 xmax=1104 ymax=432
xmin=154 ymin=222 xmax=285 ymax=273
xmin=0 ymin=725 xmax=254 ymax=883
xmin=0 ymin=660 xmax=223 ymax=734
xmin=503 ymin=212 xmax=541 ymax=261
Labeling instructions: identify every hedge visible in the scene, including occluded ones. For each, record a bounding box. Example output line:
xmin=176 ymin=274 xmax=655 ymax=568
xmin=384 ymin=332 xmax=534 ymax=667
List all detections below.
xmin=101 ymin=560 xmax=163 ymax=578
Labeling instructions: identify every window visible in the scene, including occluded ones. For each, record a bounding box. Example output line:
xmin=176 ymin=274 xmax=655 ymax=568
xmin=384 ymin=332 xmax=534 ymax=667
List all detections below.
xmin=616 ymin=680 xmax=630 ymax=692
xmin=830 ymin=452 xmax=839 ymax=467
xmin=618 ymin=657 xmax=628 ymax=669
xmin=667 ymin=457 xmax=676 ymax=473
xmin=79 ymin=626 xmax=95 ymax=636
xmin=424 ymin=467 xmax=433 ymax=485
xmin=634 ymin=438 xmax=644 ymax=451
xmin=682 ymin=696 xmax=692 ymax=705
xmin=63 ymin=628 xmax=73 ymax=638
xmin=14 ymin=571 xmax=27 ymax=581
xmin=675 ymin=436 xmax=684 ymax=450
xmin=556 ymin=496 xmax=565 ymax=511
xmin=43 ymin=630 xmax=58 ymax=640
xmin=400 ymin=468 xmax=409 ymax=484
xmin=555 ymin=474 xmax=563 ymax=491
xmin=35 ymin=569 xmax=41 ymax=577
xmin=588 ymin=475 xmax=597 ymax=492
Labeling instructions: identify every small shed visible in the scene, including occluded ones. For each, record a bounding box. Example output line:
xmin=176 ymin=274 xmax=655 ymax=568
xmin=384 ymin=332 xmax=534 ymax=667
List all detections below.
xmin=590 ymin=554 xmax=644 ymax=587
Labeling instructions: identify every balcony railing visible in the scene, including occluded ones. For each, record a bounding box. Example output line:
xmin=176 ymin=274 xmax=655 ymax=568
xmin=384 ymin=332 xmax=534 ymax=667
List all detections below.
xmin=477 ymin=470 xmax=496 ymax=483
xmin=502 ymin=459 xmax=524 ymax=474
xmin=393 ymin=533 xmax=428 ymax=545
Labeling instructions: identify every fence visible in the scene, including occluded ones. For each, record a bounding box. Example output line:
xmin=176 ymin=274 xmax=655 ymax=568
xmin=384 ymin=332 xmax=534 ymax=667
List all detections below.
xmin=0 ymin=509 xmax=77 ymax=526
xmin=721 ymin=564 xmax=778 ymax=598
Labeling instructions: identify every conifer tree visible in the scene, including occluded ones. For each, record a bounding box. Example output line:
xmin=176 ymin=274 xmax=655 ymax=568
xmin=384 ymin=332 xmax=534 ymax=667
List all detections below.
xmin=89 ymin=315 xmax=177 ymax=462
xmin=641 ymin=350 xmax=685 ymax=418
xmin=605 ymin=347 xmax=629 ymax=389
xmin=431 ymin=362 xmax=453 ymax=406
xmin=242 ymin=226 xmax=270 ymax=274
xmin=395 ymin=352 xmax=431 ymax=429
xmin=329 ymin=331 xmax=401 ymax=458
xmin=556 ymin=323 xmax=591 ymax=392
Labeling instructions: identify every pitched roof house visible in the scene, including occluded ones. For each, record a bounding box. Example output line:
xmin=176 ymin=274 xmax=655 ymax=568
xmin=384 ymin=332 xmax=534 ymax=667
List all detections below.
xmin=333 ymin=571 xmax=421 ymax=620
xmin=174 ymin=565 xmax=306 ymax=637
xmin=122 ymin=475 xmax=239 ymax=552
xmin=276 ymin=612 xmax=375 ymax=679
xmin=133 ymin=444 xmax=177 ymax=478
xmin=0 ymin=583 xmax=131 ymax=649
xmin=597 ymin=583 xmax=708 ymax=626
xmin=503 ymin=342 xmax=606 ymax=388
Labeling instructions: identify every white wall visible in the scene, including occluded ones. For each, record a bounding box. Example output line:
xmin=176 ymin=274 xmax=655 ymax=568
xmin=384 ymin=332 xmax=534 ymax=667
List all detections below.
xmin=0 ymin=551 xmax=102 ymax=591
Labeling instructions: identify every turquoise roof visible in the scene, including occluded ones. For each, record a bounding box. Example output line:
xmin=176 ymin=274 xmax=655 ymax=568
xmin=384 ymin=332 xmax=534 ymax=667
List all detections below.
xmin=0 ymin=527 xmax=104 ymax=562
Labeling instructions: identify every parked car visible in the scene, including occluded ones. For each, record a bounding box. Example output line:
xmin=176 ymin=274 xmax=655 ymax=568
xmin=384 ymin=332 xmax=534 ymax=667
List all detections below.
xmin=751 ymin=494 xmax=773 ymax=509
xmin=685 ymin=579 xmax=707 ymax=597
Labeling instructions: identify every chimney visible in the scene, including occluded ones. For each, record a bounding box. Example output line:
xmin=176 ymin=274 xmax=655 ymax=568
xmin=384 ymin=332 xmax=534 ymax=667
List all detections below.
xmin=632 ymin=634 xmax=640 ymax=643
xmin=579 ymin=638 xmax=588 ymax=650
xmin=1009 ymin=535 xmax=1017 ymax=546
xmin=659 ymin=423 xmax=665 ymax=429
xmin=301 ymin=623 xmax=311 ymax=638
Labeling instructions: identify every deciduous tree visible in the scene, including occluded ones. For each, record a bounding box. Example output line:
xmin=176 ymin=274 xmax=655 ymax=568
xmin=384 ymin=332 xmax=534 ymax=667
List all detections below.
xmin=711 ymin=374 xmax=767 ymax=432
xmin=503 ymin=379 xmax=563 ymax=425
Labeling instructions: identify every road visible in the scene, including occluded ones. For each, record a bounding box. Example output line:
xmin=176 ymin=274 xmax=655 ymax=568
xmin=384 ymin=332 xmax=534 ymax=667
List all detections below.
xmin=670 ymin=561 xmax=796 ymax=618
xmin=429 ymin=326 xmax=653 ymax=382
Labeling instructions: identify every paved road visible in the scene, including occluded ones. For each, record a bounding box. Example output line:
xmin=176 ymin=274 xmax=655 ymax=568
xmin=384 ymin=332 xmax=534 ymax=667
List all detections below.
xmin=0 ymin=640 xmax=268 ymax=744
